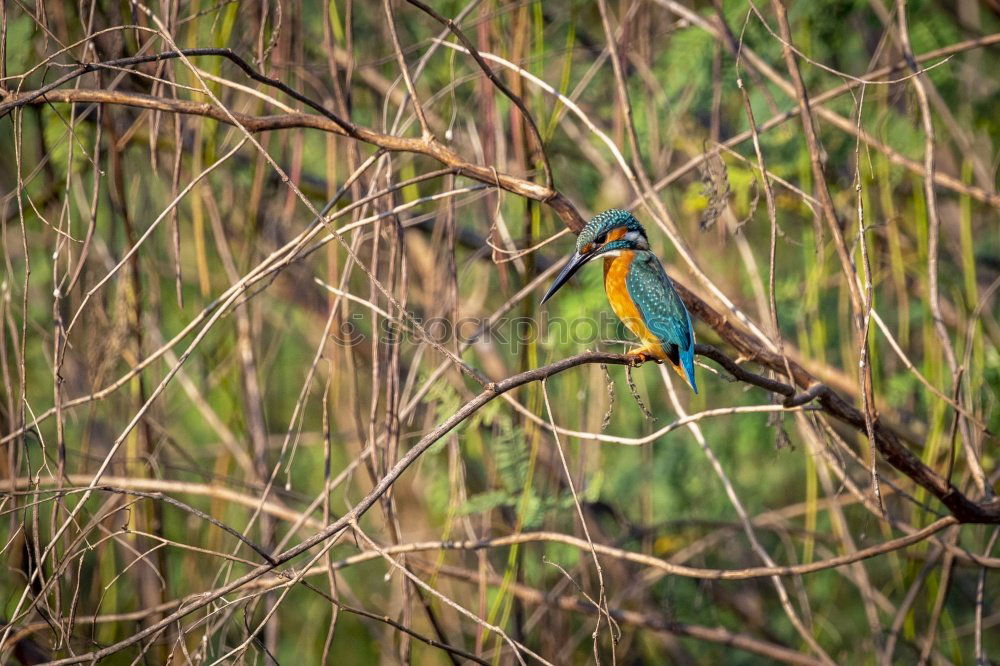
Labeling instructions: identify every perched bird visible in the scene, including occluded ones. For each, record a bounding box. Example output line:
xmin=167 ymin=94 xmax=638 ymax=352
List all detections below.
xmin=541 ymin=209 xmax=698 ymax=393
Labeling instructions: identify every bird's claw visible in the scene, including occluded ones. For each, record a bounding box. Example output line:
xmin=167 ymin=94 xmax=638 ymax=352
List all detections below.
xmin=626 ymin=352 xmax=648 ymax=367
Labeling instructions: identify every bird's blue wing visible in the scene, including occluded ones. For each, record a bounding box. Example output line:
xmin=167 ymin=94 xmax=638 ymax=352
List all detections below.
xmin=625 ymin=252 xmax=698 ymax=393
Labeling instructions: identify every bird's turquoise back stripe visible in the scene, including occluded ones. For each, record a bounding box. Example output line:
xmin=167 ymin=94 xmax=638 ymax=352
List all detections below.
xmin=625 ymin=251 xmax=698 ymax=393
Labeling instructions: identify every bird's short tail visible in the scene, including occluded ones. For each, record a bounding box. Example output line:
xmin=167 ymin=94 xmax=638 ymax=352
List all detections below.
xmin=672 ymin=348 xmax=698 ymax=394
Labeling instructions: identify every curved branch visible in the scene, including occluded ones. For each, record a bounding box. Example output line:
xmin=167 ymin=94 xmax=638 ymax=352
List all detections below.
xmin=0 ymin=47 xmax=358 ymax=135
xmin=0 ymin=46 xmax=579 ymax=229
xmin=16 ymin=333 xmax=1000 ymax=664
xmin=680 ymin=282 xmax=1000 ymax=524
xmin=2 ymin=86 xmax=582 ymax=230
xmin=403 ymin=0 xmax=554 ymax=190
xmin=31 ymin=350 xmax=639 ymax=664
xmin=427 ymin=561 xmax=823 ymax=666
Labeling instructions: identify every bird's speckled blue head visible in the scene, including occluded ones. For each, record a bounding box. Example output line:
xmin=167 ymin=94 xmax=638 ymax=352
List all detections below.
xmin=541 ymin=209 xmax=649 ymax=304
xmin=576 ymin=209 xmax=648 ymax=255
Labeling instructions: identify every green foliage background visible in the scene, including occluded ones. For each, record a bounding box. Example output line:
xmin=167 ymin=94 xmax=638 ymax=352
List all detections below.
xmin=0 ymin=0 xmax=998 ymax=663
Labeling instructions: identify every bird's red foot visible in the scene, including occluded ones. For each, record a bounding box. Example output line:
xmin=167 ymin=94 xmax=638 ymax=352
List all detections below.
xmin=626 ymin=351 xmax=650 ymax=367
xmin=627 ymin=348 xmax=665 ymax=366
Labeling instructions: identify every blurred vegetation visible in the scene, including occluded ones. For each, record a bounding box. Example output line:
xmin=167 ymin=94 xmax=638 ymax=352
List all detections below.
xmin=1 ymin=0 xmax=999 ymax=663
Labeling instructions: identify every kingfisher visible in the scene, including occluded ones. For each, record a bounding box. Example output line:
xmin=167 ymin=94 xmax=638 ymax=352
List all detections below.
xmin=541 ymin=209 xmax=698 ymax=393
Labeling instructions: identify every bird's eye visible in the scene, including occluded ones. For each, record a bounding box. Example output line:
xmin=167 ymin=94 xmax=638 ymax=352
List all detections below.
xmin=595 ymin=232 xmax=608 ymax=245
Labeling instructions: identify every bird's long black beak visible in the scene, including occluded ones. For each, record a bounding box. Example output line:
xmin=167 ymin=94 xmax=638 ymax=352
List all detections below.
xmin=541 ymin=250 xmax=593 ymax=304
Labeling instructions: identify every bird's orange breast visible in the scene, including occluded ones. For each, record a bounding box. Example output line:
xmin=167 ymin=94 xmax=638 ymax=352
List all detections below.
xmin=603 ymin=252 xmax=660 ymax=351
